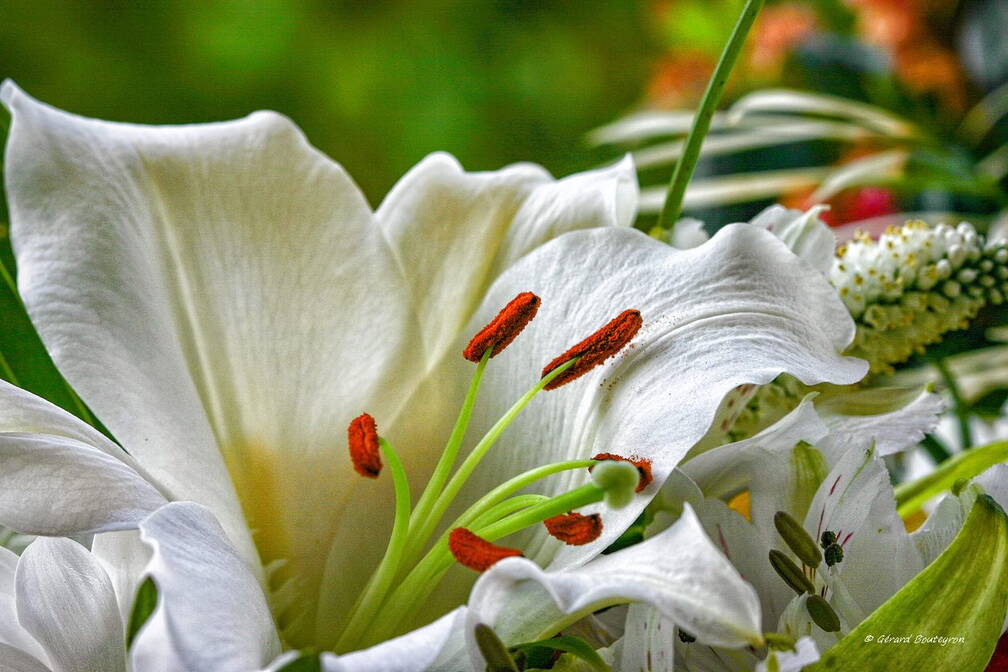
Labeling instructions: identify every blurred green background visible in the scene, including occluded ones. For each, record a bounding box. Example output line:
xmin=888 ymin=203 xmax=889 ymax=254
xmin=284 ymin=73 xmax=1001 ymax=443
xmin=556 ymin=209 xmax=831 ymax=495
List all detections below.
xmin=0 ymin=0 xmax=659 ymax=200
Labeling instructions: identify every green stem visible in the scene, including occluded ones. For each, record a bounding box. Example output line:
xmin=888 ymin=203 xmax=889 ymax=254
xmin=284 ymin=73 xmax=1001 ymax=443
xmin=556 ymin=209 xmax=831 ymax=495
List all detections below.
xmin=402 ymin=359 xmax=577 ymax=565
xmin=656 ymin=0 xmax=766 ymax=230
xmin=934 ymin=358 xmax=972 ymax=450
xmin=920 ymin=433 xmax=952 ymax=465
xmin=335 ymin=438 xmax=412 ymax=652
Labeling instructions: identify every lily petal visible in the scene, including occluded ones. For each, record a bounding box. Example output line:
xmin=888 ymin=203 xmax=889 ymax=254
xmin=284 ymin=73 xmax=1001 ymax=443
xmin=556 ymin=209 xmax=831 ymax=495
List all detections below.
xmin=1 ymin=81 xmax=426 ymax=641
xmin=0 ymin=548 xmax=46 ymax=665
xmin=465 ymin=505 xmax=762 ymax=670
xmin=460 ymin=223 xmax=866 ymax=575
xmin=0 ymin=643 xmax=51 ymax=672
xmin=322 ymin=608 xmax=465 ymax=672
xmin=131 ymin=502 xmax=281 ymax=672
xmin=15 ymin=537 xmax=124 ymax=672
xmin=375 ymin=153 xmax=636 ymax=368
xmin=0 ymin=433 xmax=166 ymax=536
xmin=747 ymin=205 xmax=836 ymax=275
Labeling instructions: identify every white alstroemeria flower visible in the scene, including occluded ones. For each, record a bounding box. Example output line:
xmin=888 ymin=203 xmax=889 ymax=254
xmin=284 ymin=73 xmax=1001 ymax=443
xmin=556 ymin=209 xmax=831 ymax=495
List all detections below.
xmin=616 ymin=391 xmax=949 ymax=670
xmin=0 ymin=81 xmax=866 ymax=669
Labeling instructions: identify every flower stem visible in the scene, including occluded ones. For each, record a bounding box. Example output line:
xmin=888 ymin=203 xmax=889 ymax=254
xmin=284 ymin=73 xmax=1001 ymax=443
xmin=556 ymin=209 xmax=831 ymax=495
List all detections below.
xmin=656 ymin=0 xmax=766 ymax=230
xmin=934 ymin=357 xmax=972 ymax=450
xmin=335 ymin=438 xmax=412 ymax=652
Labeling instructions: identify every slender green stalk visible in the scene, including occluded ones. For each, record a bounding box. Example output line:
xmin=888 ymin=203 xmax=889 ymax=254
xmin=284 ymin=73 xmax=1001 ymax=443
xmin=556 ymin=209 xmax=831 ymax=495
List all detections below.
xmin=407 ymin=348 xmax=490 ymax=537
xmin=934 ymin=358 xmax=972 ymax=450
xmin=402 ymin=359 xmax=577 ymax=563
xmin=656 ymin=0 xmax=767 ymax=230
xmin=335 ymin=438 xmax=412 ymax=652
xmin=453 ymin=459 xmax=596 ymax=530
xmin=467 ymin=494 xmax=550 ymax=530
xmin=474 ymin=484 xmax=604 ymax=540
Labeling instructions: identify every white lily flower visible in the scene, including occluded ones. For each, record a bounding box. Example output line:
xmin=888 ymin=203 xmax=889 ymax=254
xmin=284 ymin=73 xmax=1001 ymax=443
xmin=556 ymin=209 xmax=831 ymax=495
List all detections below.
xmin=0 ymin=81 xmax=866 ymax=669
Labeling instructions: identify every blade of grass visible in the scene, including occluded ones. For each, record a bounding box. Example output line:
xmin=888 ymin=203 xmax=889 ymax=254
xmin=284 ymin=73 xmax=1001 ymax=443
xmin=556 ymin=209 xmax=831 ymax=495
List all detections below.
xmin=656 ymin=0 xmax=766 ymax=230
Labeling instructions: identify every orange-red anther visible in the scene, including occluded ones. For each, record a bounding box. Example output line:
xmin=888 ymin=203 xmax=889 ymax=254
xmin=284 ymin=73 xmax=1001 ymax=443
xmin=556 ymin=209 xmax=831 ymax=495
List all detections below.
xmin=543 ymin=512 xmax=603 ymax=546
xmin=448 ymin=528 xmax=523 ymax=572
xmin=347 ymin=413 xmax=381 ymax=478
xmin=463 ymin=292 xmax=542 ymax=362
xmin=590 ymin=453 xmax=653 ymax=492
xmin=541 ymin=309 xmax=642 ymax=390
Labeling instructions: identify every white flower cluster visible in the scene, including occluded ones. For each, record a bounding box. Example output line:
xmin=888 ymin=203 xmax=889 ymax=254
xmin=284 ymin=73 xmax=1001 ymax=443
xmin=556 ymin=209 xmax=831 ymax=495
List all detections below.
xmin=833 ymin=220 xmax=1008 ymax=375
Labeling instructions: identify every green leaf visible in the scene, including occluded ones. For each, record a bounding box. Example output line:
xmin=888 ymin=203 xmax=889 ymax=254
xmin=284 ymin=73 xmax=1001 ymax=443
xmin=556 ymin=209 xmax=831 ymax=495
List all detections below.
xmin=895 ymin=440 xmax=1008 ymax=516
xmin=808 ymin=494 xmax=1008 ymax=671
xmin=126 ymin=577 xmax=158 ymax=648
xmin=512 ymin=635 xmax=611 ymax=672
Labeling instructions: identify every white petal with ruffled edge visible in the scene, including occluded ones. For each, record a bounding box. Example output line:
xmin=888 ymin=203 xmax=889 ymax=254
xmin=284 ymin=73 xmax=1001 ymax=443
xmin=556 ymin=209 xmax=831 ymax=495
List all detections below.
xmin=452 ymin=224 xmax=866 ymax=581
xmin=815 ymin=387 xmax=945 ymax=461
xmin=464 ymin=505 xmax=762 ymax=670
xmin=15 ymin=538 xmax=125 ymax=672
xmin=131 ymin=503 xmax=281 ymax=672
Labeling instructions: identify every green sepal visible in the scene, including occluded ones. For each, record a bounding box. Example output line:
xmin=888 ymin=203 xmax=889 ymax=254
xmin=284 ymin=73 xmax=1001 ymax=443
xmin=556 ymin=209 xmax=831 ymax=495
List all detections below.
xmin=511 ymin=635 xmax=611 ymax=672
xmin=808 ymin=494 xmax=1008 ymax=671
xmin=894 ymin=440 xmax=1008 ymax=516
xmin=125 ymin=577 xmax=158 ymax=648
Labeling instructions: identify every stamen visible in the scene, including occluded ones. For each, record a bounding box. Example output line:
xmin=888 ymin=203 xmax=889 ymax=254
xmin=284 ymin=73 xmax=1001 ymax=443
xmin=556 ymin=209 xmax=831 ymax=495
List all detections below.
xmin=448 ymin=528 xmax=523 ymax=572
xmin=543 ymin=512 xmax=603 ymax=545
xmin=540 ymin=309 xmax=642 ymax=389
xmin=347 ymin=413 xmax=381 ymax=478
xmin=805 ymin=594 xmax=841 ymax=632
xmin=768 ymin=549 xmax=815 ymax=595
xmin=463 ymin=291 xmax=541 ymax=362
xmin=590 ymin=452 xmax=653 ymax=492
xmin=773 ymin=511 xmax=822 ymax=567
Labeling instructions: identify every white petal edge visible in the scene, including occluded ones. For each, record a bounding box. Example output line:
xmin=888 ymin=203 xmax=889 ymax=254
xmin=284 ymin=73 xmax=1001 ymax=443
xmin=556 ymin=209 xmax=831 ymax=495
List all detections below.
xmin=131 ymin=503 xmax=280 ymax=672
xmin=322 ymin=608 xmax=465 ymax=672
xmin=15 ymin=537 xmax=125 ymax=672
xmin=0 ymin=433 xmax=166 ymax=536
xmin=464 ymin=505 xmax=762 ymax=670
